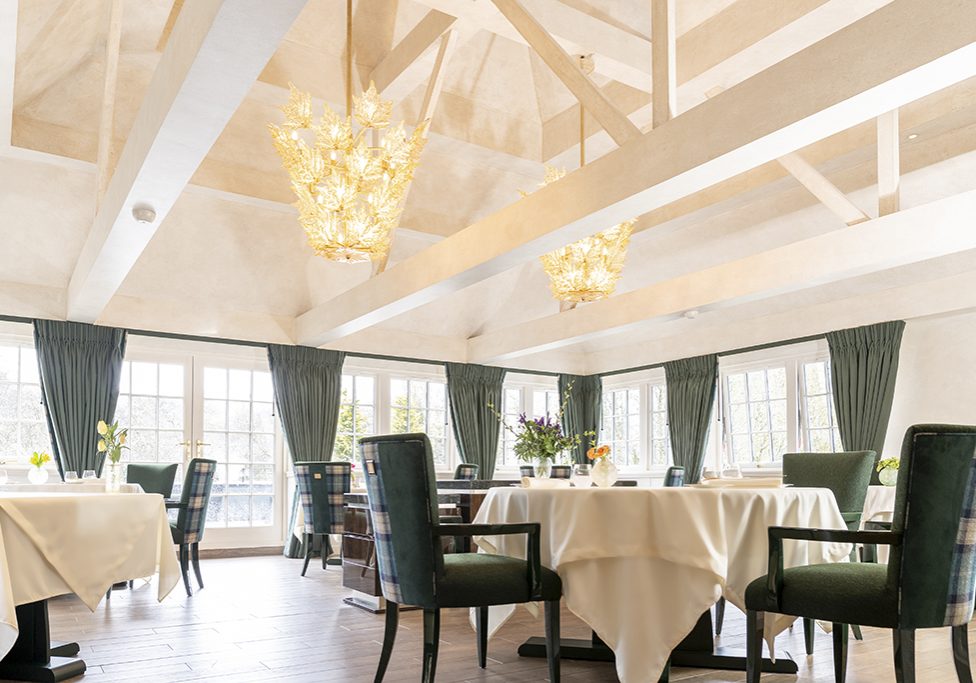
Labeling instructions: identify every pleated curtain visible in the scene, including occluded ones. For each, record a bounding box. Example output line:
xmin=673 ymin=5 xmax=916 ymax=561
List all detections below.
xmin=446 ymin=363 xmax=506 ymax=479
xmin=33 ymin=319 xmax=127 ymax=478
xmin=664 ymin=354 xmax=718 ymax=484
xmin=267 ymin=344 xmax=345 ymax=558
xmin=559 ymin=374 xmax=603 ymax=464
xmin=827 ymin=321 xmax=906 ymax=483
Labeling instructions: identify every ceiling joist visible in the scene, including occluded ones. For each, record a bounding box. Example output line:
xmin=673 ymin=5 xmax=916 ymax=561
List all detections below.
xmin=0 ymin=0 xmax=17 ymax=148
xmin=776 ymin=153 xmax=869 ymax=226
xmin=878 ymin=109 xmax=901 ymax=215
xmin=651 ymin=0 xmax=676 ymax=128
xmin=367 ymin=9 xmax=457 ymax=101
xmin=67 ymin=0 xmax=309 ymax=323
xmin=295 ymin=0 xmax=976 ymax=348
xmin=95 ymin=0 xmax=123 ymax=206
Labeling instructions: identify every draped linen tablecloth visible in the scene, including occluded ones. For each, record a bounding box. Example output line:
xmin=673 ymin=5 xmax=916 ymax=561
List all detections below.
xmin=861 ymin=484 xmax=897 ymax=563
xmin=473 ymin=486 xmax=850 ymax=683
xmin=0 ymin=492 xmax=181 ymax=660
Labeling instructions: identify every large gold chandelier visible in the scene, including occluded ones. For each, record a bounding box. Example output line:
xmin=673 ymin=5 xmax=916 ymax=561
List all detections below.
xmin=268 ymin=0 xmax=427 ymax=263
xmin=536 ymin=58 xmax=634 ymax=304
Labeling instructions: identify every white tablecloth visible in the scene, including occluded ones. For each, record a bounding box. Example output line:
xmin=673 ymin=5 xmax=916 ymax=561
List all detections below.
xmin=0 ymin=491 xmax=181 ymax=659
xmin=473 ymin=486 xmax=850 ymax=683
xmin=861 ymin=485 xmax=897 ymax=563
xmin=0 ymin=483 xmax=144 ymax=494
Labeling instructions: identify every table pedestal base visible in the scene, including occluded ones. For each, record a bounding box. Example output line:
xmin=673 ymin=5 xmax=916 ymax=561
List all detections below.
xmin=517 ymin=610 xmax=797 ymax=681
xmin=0 ymin=601 xmax=87 ymax=682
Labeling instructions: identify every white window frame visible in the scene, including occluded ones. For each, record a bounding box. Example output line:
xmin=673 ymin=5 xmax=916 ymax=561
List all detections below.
xmin=0 ymin=325 xmax=51 ymax=469
xmin=494 ymin=374 xmax=560 ymax=476
xmin=334 ymin=372 xmax=378 ymax=461
xmin=600 ymin=368 xmax=670 ymax=476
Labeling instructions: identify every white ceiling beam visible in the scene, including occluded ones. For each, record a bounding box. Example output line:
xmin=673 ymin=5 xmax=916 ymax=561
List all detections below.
xmin=95 ymin=0 xmax=123 ymax=206
xmin=295 ymin=0 xmax=976 ymax=347
xmin=878 ymin=109 xmax=901 ymax=215
xmin=776 ymin=152 xmax=869 ymax=226
xmin=67 ymin=0 xmax=308 ymax=323
xmin=156 ymin=0 xmax=185 ymax=52
xmin=368 ymin=10 xmax=456 ymax=101
xmin=651 ymin=0 xmax=676 ymax=127
xmin=0 ymin=0 xmax=16 ymax=148
xmin=468 ymin=189 xmax=976 ymax=362
xmin=490 ymin=0 xmax=640 ymax=147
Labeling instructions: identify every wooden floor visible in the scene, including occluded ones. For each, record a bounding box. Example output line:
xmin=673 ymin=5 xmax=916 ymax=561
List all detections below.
xmin=30 ymin=555 xmax=969 ymax=682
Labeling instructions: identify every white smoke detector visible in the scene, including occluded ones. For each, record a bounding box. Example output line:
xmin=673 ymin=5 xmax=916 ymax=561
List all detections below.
xmin=132 ymin=206 xmax=157 ymax=225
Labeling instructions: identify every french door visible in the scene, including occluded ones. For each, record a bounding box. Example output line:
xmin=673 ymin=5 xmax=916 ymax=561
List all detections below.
xmin=117 ymin=352 xmax=286 ymax=548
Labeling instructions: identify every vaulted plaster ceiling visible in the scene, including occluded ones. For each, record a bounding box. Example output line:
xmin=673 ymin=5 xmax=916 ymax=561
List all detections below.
xmin=2 ymin=0 xmax=976 ymax=374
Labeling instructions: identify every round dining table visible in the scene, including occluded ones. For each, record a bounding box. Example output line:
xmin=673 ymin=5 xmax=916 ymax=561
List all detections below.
xmin=472 ymin=484 xmax=851 ymax=683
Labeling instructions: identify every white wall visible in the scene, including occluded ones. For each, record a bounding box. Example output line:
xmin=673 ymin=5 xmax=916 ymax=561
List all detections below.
xmin=884 ymin=309 xmax=976 ymax=457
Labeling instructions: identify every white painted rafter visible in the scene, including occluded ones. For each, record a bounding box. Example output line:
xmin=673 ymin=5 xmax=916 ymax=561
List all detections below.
xmin=368 ymin=10 xmax=457 ymax=101
xmin=651 ymin=0 xmax=676 ymax=127
xmin=777 ymin=153 xmax=869 ymax=225
xmin=0 ymin=0 xmax=16 ymax=148
xmin=878 ymin=109 xmax=901 ymax=215
xmin=95 ymin=0 xmax=123 ymax=205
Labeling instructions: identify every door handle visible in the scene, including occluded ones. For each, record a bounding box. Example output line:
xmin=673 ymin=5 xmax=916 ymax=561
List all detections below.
xmin=194 ymin=440 xmax=211 ymax=458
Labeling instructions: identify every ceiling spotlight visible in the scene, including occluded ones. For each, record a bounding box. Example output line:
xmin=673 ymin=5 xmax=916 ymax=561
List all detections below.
xmin=907 ymin=133 xmax=919 ymax=140
xmin=132 ymin=206 xmax=157 ymax=225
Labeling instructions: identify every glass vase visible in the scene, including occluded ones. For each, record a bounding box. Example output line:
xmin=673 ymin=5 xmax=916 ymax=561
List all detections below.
xmin=879 ymin=466 xmax=898 ymax=487
xmin=105 ymin=462 xmax=123 ymax=493
xmin=27 ymin=466 xmax=48 ymax=485
xmin=534 ymin=459 xmax=551 ymax=479
xmin=591 ymin=458 xmax=618 ymax=488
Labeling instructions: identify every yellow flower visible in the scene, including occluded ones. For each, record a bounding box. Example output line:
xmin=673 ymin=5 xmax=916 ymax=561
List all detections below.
xmin=118 ymin=432 xmax=126 ymax=445
xmin=97 ymin=439 xmax=107 ymax=452
xmin=97 ymin=420 xmax=108 ymax=435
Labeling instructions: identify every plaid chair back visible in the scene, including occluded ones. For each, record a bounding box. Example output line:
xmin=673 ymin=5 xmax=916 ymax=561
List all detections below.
xmin=550 ymin=465 xmax=572 ymax=479
xmin=454 ymin=463 xmax=479 ymax=481
xmin=174 ymin=458 xmax=216 ymax=545
xmin=519 ymin=465 xmax=535 ymax=478
xmin=887 ymin=425 xmax=976 ymax=628
xmin=294 ymin=461 xmax=351 ymax=535
xmin=360 ymin=433 xmax=442 ymax=608
xmin=664 ymin=466 xmax=685 ymax=487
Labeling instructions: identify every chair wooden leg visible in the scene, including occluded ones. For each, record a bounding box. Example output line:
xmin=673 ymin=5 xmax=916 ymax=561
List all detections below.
xmin=953 ymin=624 xmax=973 ymax=683
xmin=746 ymin=610 xmax=764 ymax=683
xmin=178 ymin=544 xmax=192 ymax=597
xmin=715 ymin=596 xmax=726 ymax=635
xmin=322 ymin=535 xmax=332 ymax=569
xmin=893 ymin=629 xmax=916 ymax=683
xmin=373 ymin=602 xmax=398 ymax=683
xmin=852 ymin=624 xmax=863 ymax=641
xmin=301 ymin=533 xmax=313 ymax=577
xmin=544 ymin=600 xmax=561 ymax=683
xmin=832 ymin=622 xmax=848 ymax=683
xmin=476 ymin=606 xmax=489 ymax=668
xmin=190 ymin=543 xmax=204 ymax=589
xmin=422 ymin=608 xmax=440 ymax=683
xmin=803 ymin=617 xmax=815 ymax=655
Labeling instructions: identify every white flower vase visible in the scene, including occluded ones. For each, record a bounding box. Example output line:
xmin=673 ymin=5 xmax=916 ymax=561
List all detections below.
xmin=879 ymin=466 xmax=898 ymax=487
xmin=534 ymin=459 xmax=551 ymax=479
xmin=591 ymin=458 xmax=618 ymax=488
xmin=27 ymin=466 xmax=48 ymax=485
xmin=105 ymin=462 xmax=123 ymax=493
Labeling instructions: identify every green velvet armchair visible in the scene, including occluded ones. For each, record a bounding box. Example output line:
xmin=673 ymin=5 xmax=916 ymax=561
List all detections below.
xmin=360 ymin=433 xmax=563 ymax=683
xmin=745 ymin=425 xmax=976 ymax=683
xmin=126 ymin=462 xmax=179 ymax=498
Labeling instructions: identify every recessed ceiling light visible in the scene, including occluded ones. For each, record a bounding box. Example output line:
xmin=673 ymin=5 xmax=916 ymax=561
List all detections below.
xmin=132 ymin=206 xmax=157 ymax=225
xmin=907 ymin=133 xmax=919 ymax=140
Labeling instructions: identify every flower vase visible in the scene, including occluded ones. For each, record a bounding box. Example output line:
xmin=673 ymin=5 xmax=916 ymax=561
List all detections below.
xmin=534 ymin=459 xmax=551 ymax=479
xmin=27 ymin=466 xmax=48 ymax=485
xmin=105 ymin=462 xmax=123 ymax=493
xmin=879 ymin=466 xmax=898 ymax=487
xmin=591 ymin=458 xmax=618 ymax=488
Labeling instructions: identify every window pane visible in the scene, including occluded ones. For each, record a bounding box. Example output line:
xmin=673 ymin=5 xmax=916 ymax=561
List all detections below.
xmin=390 ymin=379 xmax=408 ymax=405
xmin=128 ymin=429 xmax=157 ymax=462
xmin=767 ymin=367 xmax=787 ymax=400
xmin=652 ymin=385 xmax=666 ymax=412
xmin=228 ymin=401 xmax=251 ymax=431
xmin=204 ymin=368 xmax=227 ymax=399
xmin=130 ymin=396 xmax=157 ymax=429
xmin=409 ymin=381 xmax=427 ymax=409
xmin=204 ymin=400 xmax=226 ymax=430
xmin=158 ymin=397 xmax=183 ymax=430
xmin=19 ymin=349 xmax=39 ymax=384
xmin=727 ymin=374 xmax=747 ymax=403
xmin=806 ymin=396 xmax=831 ymax=429
xmin=391 ymin=407 xmax=409 ymax=433
xmin=0 ymin=384 xmax=16 ymax=421
xmin=355 ymin=376 xmax=375 ymax=403
xmin=228 ymin=433 xmax=250 ymax=462
xmin=131 ymin=362 xmax=158 ymax=395
xmin=749 ymin=402 xmax=770 ymax=432
xmin=251 ymin=434 xmax=274 ymax=463
xmin=158 ymin=364 xmax=183 ymax=397
xmin=228 ymin=369 xmax=251 ymax=400
xmin=730 ymin=404 xmax=748 ymax=434
xmin=0 ymin=348 xmax=18 ymax=381
xmin=341 ymin=375 xmax=353 ymax=401
xmin=747 ymin=371 xmax=767 ymax=401
xmin=251 ymin=401 xmax=274 ymax=433
xmin=769 ymin=399 xmax=787 ymax=432
xmin=356 ymin=405 xmax=374 ymax=434
xmin=206 ymin=432 xmax=227 ymax=463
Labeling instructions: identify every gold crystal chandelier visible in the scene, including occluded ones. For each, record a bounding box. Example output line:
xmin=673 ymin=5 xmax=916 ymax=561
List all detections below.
xmin=268 ymin=0 xmax=427 ymax=263
xmin=536 ymin=57 xmax=634 ymax=304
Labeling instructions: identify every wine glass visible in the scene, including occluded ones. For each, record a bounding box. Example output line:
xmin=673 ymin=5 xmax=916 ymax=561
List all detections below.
xmin=0 ymin=468 xmax=7 ymax=485
xmin=82 ymin=469 xmax=97 ymax=481
xmin=571 ymin=463 xmax=592 ymax=488
xmin=64 ymin=471 xmax=79 ymax=483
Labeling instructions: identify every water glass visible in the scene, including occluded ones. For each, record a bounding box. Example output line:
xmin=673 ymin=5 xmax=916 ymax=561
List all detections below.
xmin=82 ymin=469 xmax=97 ymax=480
xmin=0 ymin=468 xmax=7 ymax=485
xmin=64 ymin=471 xmax=79 ymax=483
xmin=571 ymin=463 xmax=592 ymax=488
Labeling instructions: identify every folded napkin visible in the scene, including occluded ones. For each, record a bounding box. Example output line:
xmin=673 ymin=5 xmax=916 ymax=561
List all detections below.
xmin=694 ymin=477 xmax=784 ymax=488
xmin=520 ymin=477 xmax=572 ymax=489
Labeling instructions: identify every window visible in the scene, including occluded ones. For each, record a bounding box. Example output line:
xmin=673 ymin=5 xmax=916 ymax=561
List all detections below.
xmin=648 ymin=383 xmax=671 ymax=466
xmin=201 ymin=367 xmax=277 ymax=528
xmin=0 ymin=343 xmax=50 ymax=459
xmin=600 ymin=387 xmax=641 ymax=468
xmin=334 ymin=374 xmax=376 ymax=461
xmin=723 ymin=366 xmax=788 ymax=464
xmin=800 ymin=360 xmax=843 ymax=452
xmin=496 ymin=382 xmax=561 ymax=469
xmin=390 ymin=377 xmax=449 ymax=466
xmin=116 ymin=361 xmax=186 ymax=473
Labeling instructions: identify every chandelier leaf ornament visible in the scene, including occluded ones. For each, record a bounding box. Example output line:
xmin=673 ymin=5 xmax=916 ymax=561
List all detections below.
xmin=533 ymin=57 xmax=634 ymax=304
xmin=268 ymin=0 xmax=428 ymax=263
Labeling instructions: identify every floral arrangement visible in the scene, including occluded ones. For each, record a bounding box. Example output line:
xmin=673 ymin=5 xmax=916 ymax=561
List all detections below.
xmin=877 ymin=457 xmax=899 ymax=472
xmin=489 ymin=384 xmax=587 ymax=464
xmin=587 ymin=443 xmax=611 ymax=462
xmin=96 ymin=420 xmax=128 ymax=464
xmin=29 ymin=451 xmax=51 ymax=469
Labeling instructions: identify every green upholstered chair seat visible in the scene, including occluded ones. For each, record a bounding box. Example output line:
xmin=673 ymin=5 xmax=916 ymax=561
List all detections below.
xmin=745 ymin=563 xmax=896 ymax=628
xmin=170 ymin=523 xmax=184 ymax=545
xmin=438 ymin=554 xmax=562 ymax=608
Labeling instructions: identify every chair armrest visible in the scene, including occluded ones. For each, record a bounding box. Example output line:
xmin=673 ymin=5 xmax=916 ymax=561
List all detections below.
xmin=432 ymin=523 xmax=543 ymax=600
xmin=765 ymin=526 xmax=903 ymax=608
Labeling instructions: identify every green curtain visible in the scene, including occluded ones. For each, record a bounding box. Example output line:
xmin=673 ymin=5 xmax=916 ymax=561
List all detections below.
xmin=827 ymin=320 xmax=906 ymax=483
xmin=664 ymin=354 xmax=717 ymax=484
xmin=267 ymin=344 xmax=345 ymax=558
xmin=559 ymin=374 xmax=602 ymax=464
xmin=33 ymin=320 xmax=127 ymax=479
xmin=446 ymin=363 xmax=506 ymax=478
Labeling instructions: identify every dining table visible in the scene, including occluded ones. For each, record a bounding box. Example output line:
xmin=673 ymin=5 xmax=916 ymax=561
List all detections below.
xmin=861 ymin=484 xmax=898 ymax=563
xmin=0 ymin=484 xmax=181 ymax=681
xmin=472 ymin=484 xmax=851 ymax=683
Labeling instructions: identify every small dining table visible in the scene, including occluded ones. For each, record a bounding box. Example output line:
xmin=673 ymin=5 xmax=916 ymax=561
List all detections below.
xmin=0 ymin=485 xmax=180 ymax=681
xmin=473 ymin=484 xmax=851 ymax=683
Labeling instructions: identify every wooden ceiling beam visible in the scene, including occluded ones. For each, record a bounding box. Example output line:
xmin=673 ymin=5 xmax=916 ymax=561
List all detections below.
xmin=295 ymin=0 xmax=976 ymax=347
xmin=96 ymin=0 xmax=123 ymax=206
xmin=156 ymin=0 xmax=185 ymax=52
xmin=776 ymin=152 xmax=869 ymax=226
xmin=0 ymin=0 xmax=17 ymax=148
xmin=67 ymin=0 xmax=309 ymax=323
xmin=878 ymin=109 xmax=901 ymax=215
xmin=368 ymin=10 xmax=456 ymax=100
xmin=650 ymin=0 xmax=676 ymax=128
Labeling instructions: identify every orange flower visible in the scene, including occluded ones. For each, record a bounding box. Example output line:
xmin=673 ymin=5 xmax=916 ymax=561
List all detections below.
xmin=597 ymin=445 xmax=610 ymax=458
xmin=586 ymin=447 xmax=598 ymax=460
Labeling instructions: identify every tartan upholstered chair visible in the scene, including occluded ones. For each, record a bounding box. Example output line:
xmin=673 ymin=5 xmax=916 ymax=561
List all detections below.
xmin=745 ymin=425 xmax=976 ymax=683
xmin=126 ymin=462 xmax=179 ymax=498
xmin=519 ymin=464 xmax=535 ymax=478
xmin=360 ymin=433 xmax=562 ymax=683
xmin=453 ymin=463 xmax=479 ymax=481
xmin=294 ymin=461 xmax=351 ymax=576
xmin=169 ymin=458 xmax=216 ymax=597
xmin=549 ymin=465 xmax=572 ymax=479
xmin=663 ymin=466 xmax=685 ymax=487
